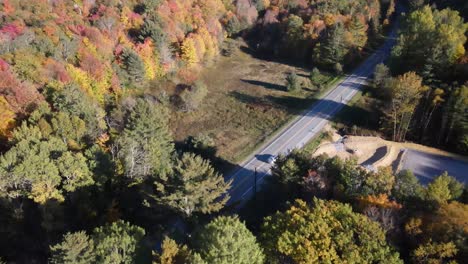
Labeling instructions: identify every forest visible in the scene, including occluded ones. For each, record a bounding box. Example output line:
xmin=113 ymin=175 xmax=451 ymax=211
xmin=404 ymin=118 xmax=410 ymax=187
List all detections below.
xmin=0 ymin=0 xmax=466 ymax=263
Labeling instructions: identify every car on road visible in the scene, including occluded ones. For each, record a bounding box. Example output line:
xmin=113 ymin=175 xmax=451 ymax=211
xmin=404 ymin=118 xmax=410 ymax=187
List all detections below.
xmin=267 ymin=155 xmax=277 ymax=164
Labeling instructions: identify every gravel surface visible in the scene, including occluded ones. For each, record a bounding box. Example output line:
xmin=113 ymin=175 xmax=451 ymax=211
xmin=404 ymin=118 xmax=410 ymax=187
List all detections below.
xmin=400 ymin=149 xmax=468 ymax=184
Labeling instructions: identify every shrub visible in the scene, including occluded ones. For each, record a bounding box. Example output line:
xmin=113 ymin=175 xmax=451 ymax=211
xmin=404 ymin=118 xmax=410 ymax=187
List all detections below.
xmin=334 ymin=63 xmax=343 ymax=74
xmin=286 ymin=72 xmax=300 ymax=92
xmin=310 ymin=67 xmax=324 ymax=85
xmin=180 ymin=81 xmax=208 ymax=111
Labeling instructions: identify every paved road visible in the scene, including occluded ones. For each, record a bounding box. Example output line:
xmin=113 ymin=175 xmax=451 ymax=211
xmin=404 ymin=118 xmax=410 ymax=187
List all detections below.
xmin=400 ymin=149 xmax=468 ymax=184
xmin=226 ymin=25 xmax=399 ymax=205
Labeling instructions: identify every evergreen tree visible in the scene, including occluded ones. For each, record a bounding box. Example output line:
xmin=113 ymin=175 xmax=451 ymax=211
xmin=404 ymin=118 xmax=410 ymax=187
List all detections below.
xmin=392 ymin=170 xmax=424 ymax=203
xmin=50 ymin=231 xmax=96 ymax=264
xmin=284 ymin=14 xmax=304 ymax=57
xmin=271 ymin=150 xmax=310 ymax=190
xmin=194 ymin=216 xmax=264 ymax=264
xmin=155 ymin=153 xmax=231 ymax=217
xmin=92 ymin=220 xmax=146 ymax=264
xmin=391 ymin=6 xmax=467 ymax=78
xmin=425 ymin=174 xmax=453 ymax=204
xmin=50 ymin=111 xmax=87 ymax=149
xmin=373 ymin=63 xmax=390 ymax=88
xmin=285 ymin=72 xmax=300 ymax=92
xmin=425 ymin=173 xmax=464 ymax=204
xmin=313 ymin=22 xmax=348 ymax=69
xmin=122 ymin=48 xmax=146 ymax=86
xmin=310 ymin=67 xmax=324 ymax=86
xmin=439 ymin=85 xmax=468 ymax=153
xmin=117 ymin=99 xmax=174 ymax=181
xmin=49 ymin=84 xmax=107 ymax=140
xmin=0 ymin=122 xmax=94 ymax=203
xmin=184 ymin=133 xmax=217 ymax=160
xmin=140 ymin=18 xmax=166 ymax=47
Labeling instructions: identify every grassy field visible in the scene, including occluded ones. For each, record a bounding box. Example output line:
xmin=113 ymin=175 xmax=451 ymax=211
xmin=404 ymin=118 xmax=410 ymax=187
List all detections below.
xmin=155 ymin=42 xmax=339 ymax=165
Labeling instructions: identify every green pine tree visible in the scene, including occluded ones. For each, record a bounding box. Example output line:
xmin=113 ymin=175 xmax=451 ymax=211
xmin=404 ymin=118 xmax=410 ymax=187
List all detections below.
xmin=92 ymin=220 xmax=146 ymax=264
xmin=285 ymin=72 xmax=300 ymax=92
xmin=117 ymin=99 xmax=174 ymax=181
xmin=314 ymin=22 xmax=348 ymax=69
xmin=155 ymin=153 xmax=231 ymax=217
xmin=50 ymin=231 xmax=96 ymax=264
xmin=122 ymin=48 xmax=146 ymax=86
xmin=194 ymin=216 xmax=264 ymax=264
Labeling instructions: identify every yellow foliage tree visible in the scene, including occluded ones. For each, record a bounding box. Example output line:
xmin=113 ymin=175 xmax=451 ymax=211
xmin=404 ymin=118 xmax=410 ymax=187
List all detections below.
xmin=324 ymin=13 xmax=336 ymax=26
xmin=136 ymin=40 xmax=163 ymax=80
xmin=82 ymin=37 xmax=98 ymax=58
xmin=192 ymin=33 xmax=206 ymax=63
xmin=199 ymin=27 xmax=218 ymax=63
xmin=66 ymin=64 xmax=109 ymax=104
xmin=30 ymin=181 xmax=64 ymax=204
xmin=181 ymin=38 xmax=198 ymax=65
xmin=0 ymin=96 xmax=15 ymax=137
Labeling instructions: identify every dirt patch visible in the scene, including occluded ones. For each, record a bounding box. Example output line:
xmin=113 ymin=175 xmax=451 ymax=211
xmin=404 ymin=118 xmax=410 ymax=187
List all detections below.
xmin=313 ymin=127 xmax=467 ymax=171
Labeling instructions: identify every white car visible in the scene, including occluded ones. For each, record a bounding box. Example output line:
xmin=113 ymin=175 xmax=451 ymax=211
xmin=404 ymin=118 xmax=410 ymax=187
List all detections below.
xmin=267 ymin=155 xmax=277 ymax=164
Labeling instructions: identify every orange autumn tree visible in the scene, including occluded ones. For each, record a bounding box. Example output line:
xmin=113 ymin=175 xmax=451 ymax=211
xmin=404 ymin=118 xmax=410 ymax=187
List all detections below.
xmin=358 ymin=194 xmax=402 ymax=233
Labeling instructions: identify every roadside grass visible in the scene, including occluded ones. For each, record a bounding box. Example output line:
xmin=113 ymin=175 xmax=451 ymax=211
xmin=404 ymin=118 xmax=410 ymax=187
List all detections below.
xmin=331 ymin=84 xmax=383 ymax=137
xmin=302 ymin=131 xmax=334 ymax=155
xmin=154 ymin=42 xmax=341 ymax=167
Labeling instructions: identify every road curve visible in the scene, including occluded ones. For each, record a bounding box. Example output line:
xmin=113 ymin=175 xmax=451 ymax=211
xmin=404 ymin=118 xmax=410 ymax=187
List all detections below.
xmin=226 ymin=25 xmax=399 ymax=205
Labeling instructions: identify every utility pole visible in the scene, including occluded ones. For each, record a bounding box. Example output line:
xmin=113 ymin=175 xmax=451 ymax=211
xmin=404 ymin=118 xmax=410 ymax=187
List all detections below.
xmin=254 ymin=167 xmax=257 ymax=196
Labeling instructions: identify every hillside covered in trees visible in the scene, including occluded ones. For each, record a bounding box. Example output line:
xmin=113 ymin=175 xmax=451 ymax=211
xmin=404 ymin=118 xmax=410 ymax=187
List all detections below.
xmin=0 ymin=0 xmax=467 ymax=263
xmin=342 ymin=1 xmax=468 ymax=154
xmin=0 ymin=0 xmax=397 ymax=139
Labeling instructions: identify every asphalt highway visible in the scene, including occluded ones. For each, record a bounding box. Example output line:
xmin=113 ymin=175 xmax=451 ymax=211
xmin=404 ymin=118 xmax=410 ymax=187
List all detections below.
xmin=226 ymin=25 xmax=399 ymax=205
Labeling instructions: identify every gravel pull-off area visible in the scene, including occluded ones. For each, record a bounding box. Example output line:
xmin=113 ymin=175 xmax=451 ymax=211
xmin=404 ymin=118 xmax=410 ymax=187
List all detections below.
xmin=314 ymin=132 xmax=468 ymax=184
xmin=400 ymin=149 xmax=468 ymax=184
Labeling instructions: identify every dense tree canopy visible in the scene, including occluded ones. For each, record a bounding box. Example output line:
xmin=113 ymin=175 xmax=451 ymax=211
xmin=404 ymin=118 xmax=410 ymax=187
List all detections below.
xmin=194 ymin=216 xmax=264 ymax=264
xmin=250 ymin=0 xmax=392 ymax=65
xmin=0 ymin=1 xmax=467 ymax=263
xmin=116 ymin=98 xmax=174 ymax=181
xmin=0 ymin=0 xmax=229 ymax=136
xmin=155 ymin=153 xmax=231 ymax=217
xmin=366 ymin=4 xmax=468 ymax=153
xmin=261 ymin=199 xmax=403 ymax=264
xmin=92 ymin=220 xmax=146 ymax=264
xmin=50 ymin=220 xmax=146 ymax=264
xmin=380 ymin=72 xmax=427 ymax=142
xmin=0 ymin=118 xmax=94 ymax=203
xmin=391 ymin=5 xmax=468 ymax=79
